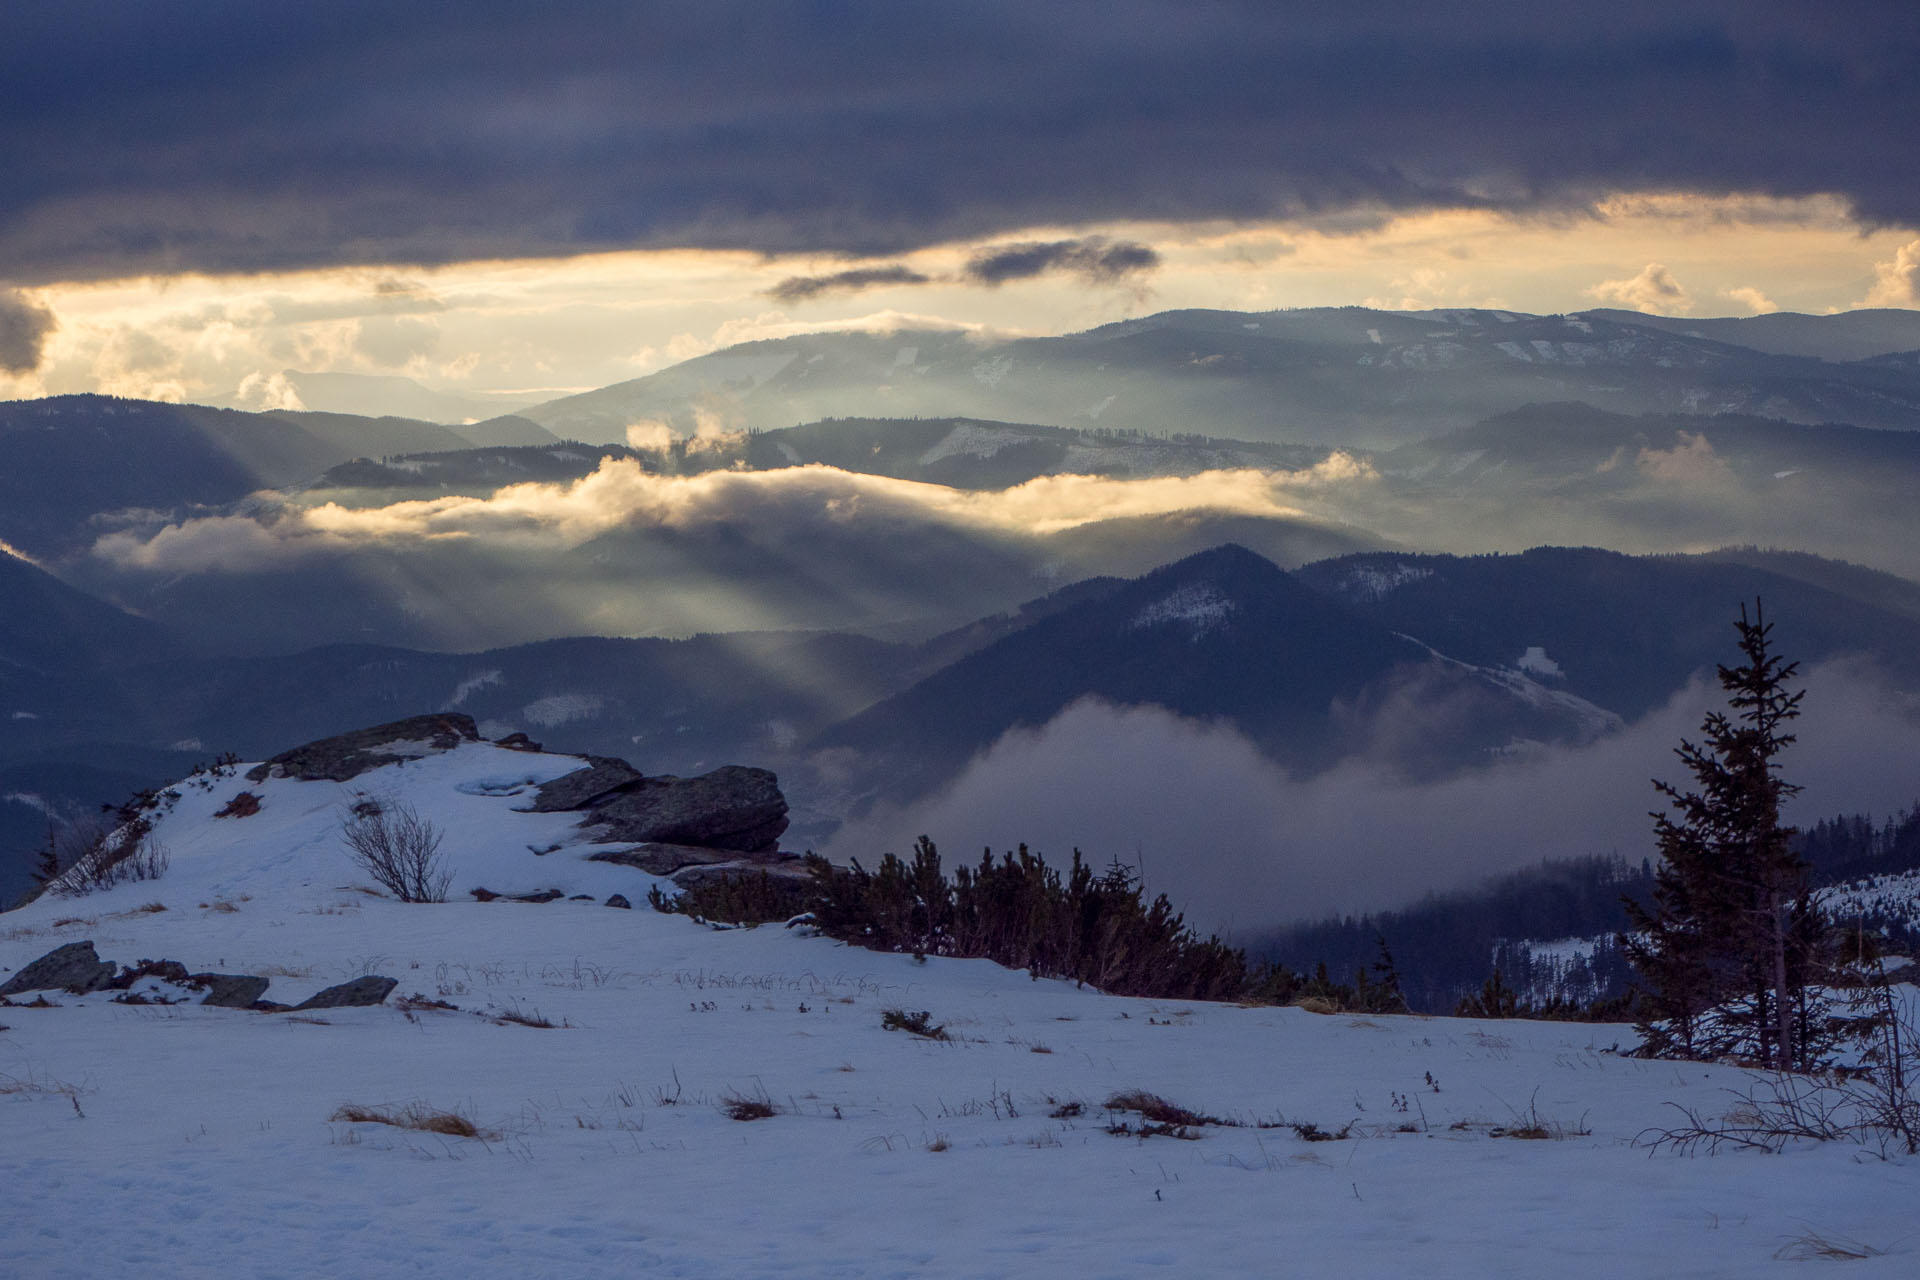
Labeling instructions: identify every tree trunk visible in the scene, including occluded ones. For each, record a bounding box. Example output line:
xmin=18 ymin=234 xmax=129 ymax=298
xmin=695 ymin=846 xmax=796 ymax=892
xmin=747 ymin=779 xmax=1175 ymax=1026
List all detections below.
xmin=1770 ymin=888 xmax=1795 ymax=1070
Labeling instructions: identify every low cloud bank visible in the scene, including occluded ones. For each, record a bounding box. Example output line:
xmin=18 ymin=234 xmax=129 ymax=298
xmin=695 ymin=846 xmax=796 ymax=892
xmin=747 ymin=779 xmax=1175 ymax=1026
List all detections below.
xmin=92 ymin=456 xmax=1369 ymax=574
xmin=822 ymin=660 xmax=1920 ymax=937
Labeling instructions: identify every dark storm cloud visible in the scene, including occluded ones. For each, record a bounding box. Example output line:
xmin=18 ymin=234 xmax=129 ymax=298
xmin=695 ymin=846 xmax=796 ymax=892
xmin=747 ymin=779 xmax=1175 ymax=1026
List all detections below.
xmin=0 ymin=288 xmax=56 ymax=373
xmin=963 ymin=238 xmax=1160 ymax=287
xmin=3 ymin=2 xmax=1918 ymax=282
xmin=766 ymin=265 xmax=932 ymax=302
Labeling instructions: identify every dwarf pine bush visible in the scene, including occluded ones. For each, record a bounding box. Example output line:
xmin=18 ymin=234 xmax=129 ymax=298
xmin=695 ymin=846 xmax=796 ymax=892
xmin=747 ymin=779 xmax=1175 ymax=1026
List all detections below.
xmin=802 ymin=838 xmax=1247 ymax=1001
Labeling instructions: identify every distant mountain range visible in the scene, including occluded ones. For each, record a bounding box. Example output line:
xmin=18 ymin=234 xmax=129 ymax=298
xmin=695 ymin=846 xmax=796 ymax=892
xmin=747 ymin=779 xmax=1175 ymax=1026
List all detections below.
xmin=8 ymin=308 xmax=1920 ymax=910
xmin=8 ymin=538 xmax=1920 ymax=904
xmin=474 ymin=306 xmax=1920 ymax=449
xmin=271 ymin=371 xmax=548 ymax=434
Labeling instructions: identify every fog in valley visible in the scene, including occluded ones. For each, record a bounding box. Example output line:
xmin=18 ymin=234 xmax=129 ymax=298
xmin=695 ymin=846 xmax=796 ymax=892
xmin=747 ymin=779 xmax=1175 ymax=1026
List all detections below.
xmin=824 ymin=660 xmax=1920 ymax=936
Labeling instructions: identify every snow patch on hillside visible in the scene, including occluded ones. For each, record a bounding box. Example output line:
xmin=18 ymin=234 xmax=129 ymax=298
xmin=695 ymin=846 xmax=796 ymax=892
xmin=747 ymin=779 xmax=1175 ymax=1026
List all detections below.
xmin=1335 ymin=561 xmax=1433 ymax=602
xmin=1128 ymin=583 xmax=1236 ymax=637
xmin=1515 ymin=647 xmax=1565 ymax=679
xmin=520 ymin=693 xmax=604 ymax=728
xmin=917 ymin=422 xmax=1027 ymax=465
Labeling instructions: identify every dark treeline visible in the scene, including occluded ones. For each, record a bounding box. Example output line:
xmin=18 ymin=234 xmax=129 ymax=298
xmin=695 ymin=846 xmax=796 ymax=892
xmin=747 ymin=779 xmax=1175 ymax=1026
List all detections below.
xmin=651 ymin=805 xmax=1920 ymax=1016
xmin=1801 ymin=807 xmax=1920 ymax=883
xmin=1248 ymin=854 xmax=1656 ymax=1015
xmin=1249 ymin=804 xmax=1920 ymax=1015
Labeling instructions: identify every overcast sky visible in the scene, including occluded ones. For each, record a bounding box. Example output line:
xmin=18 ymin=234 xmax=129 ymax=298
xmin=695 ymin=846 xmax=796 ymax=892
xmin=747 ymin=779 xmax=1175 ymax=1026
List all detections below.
xmin=4 ymin=2 xmax=1919 ymax=409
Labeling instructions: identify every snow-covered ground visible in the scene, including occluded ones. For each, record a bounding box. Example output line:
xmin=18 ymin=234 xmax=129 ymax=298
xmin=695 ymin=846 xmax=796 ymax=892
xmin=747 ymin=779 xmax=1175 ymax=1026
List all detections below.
xmin=3 ymin=743 xmax=1915 ymax=1277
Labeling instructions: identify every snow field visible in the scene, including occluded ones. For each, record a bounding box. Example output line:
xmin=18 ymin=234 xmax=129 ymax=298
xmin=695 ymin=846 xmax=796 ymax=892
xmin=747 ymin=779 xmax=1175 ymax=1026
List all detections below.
xmin=2 ymin=746 xmax=1915 ymax=1277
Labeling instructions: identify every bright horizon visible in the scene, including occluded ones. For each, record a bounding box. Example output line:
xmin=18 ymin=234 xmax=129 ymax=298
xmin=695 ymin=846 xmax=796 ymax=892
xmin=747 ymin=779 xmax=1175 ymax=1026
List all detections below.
xmin=4 ymin=195 xmax=1917 ymax=416
xmin=5 ymin=6 xmax=1920 ymax=417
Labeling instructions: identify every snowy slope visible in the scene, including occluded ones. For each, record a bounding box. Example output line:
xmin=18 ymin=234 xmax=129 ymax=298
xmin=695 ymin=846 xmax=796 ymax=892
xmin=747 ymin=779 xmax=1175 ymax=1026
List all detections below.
xmin=3 ymin=745 xmax=1915 ymax=1278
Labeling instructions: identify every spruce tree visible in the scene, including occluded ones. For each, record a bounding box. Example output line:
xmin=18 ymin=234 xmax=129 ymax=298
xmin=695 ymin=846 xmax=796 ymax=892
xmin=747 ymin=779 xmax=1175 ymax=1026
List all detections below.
xmin=1625 ymin=600 xmax=1817 ymax=1069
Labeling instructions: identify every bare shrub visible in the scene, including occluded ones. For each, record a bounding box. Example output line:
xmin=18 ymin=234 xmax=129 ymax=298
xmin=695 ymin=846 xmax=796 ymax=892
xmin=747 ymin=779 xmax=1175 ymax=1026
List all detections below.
xmin=340 ymin=800 xmax=450 ymax=903
xmin=1774 ymin=1230 xmax=1889 ymax=1261
xmin=44 ymin=819 xmax=169 ymax=897
xmin=1643 ymin=965 xmax=1919 ymax=1159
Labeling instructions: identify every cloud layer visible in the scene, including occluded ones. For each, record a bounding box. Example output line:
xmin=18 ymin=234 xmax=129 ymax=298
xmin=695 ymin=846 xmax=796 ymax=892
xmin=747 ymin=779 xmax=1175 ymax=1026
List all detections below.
xmin=91 ymin=457 xmax=1365 ymax=573
xmin=823 ymin=661 xmax=1920 ymax=935
xmin=962 ymin=238 xmax=1160 ymax=287
xmin=4 ymin=3 xmax=1918 ymax=282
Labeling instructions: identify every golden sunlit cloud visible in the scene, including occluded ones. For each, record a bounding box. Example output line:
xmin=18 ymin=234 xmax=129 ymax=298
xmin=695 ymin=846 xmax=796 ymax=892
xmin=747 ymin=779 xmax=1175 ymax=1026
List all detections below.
xmin=9 ymin=192 xmax=1917 ymax=416
xmin=1585 ymin=263 xmax=1693 ymax=315
xmin=1720 ymin=286 xmax=1779 ymax=315
xmin=1860 ymin=239 xmax=1920 ymax=308
xmin=92 ymin=456 xmax=1374 ymax=573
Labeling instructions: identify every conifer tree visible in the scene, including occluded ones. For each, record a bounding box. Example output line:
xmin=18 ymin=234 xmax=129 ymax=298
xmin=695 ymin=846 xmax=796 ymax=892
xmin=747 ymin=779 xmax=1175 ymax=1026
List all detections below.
xmin=1625 ymin=600 xmax=1817 ymax=1069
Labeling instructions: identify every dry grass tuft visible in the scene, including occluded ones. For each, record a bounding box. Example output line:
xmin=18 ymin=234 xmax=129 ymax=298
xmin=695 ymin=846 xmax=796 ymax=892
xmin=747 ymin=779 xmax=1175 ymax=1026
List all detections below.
xmin=214 ymin=791 xmax=261 ymax=818
xmin=0 ymin=1070 xmax=83 ymax=1098
xmin=1773 ymin=1230 xmax=1888 ymax=1261
xmin=720 ymin=1090 xmax=779 ymax=1122
xmin=331 ymin=1101 xmax=490 ymax=1139
xmin=488 ymin=1003 xmax=563 ymax=1029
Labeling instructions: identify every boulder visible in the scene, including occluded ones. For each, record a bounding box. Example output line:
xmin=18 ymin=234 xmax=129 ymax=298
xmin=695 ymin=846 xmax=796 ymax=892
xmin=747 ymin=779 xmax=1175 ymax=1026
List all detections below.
xmin=605 ymin=894 xmax=632 ymax=910
xmin=580 ymin=767 xmax=788 ymax=853
xmin=292 ymin=976 xmax=397 ymax=1010
xmin=195 ymin=974 xmax=271 ymax=1008
xmin=521 ymin=756 xmax=644 ymax=812
xmin=0 ymin=941 xmax=119 ymax=997
xmin=245 ymin=713 xmax=481 ymax=783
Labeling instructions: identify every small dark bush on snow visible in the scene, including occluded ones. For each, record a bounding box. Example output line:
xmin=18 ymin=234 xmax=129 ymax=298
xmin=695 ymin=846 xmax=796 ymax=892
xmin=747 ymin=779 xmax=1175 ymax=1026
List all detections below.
xmin=803 ymin=839 xmax=1247 ymax=1001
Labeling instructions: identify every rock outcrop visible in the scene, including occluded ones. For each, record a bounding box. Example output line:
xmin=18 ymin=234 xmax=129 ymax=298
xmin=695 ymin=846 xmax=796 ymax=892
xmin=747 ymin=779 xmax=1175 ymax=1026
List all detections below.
xmin=521 ymin=756 xmax=644 ymax=812
xmin=588 ymin=842 xmax=747 ymax=876
xmin=0 ymin=940 xmax=119 ymax=996
xmin=195 ymin=974 xmax=271 ymax=1008
xmin=571 ymin=766 xmax=788 ymax=852
xmin=245 ymin=713 xmax=481 ymax=784
xmin=233 ymin=713 xmax=802 ymax=905
xmin=0 ymin=943 xmax=275 ymax=1008
xmin=293 ymin=976 xmax=398 ymax=1010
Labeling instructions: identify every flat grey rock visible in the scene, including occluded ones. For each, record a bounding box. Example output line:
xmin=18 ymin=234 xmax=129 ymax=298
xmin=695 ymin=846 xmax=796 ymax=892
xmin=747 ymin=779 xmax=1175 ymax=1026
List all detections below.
xmin=521 ymin=756 xmax=644 ymax=812
xmin=580 ymin=766 xmax=788 ymax=853
xmin=669 ymin=857 xmax=811 ymax=891
xmin=194 ymin=974 xmax=271 ymax=1008
xmin=0 ymin=940 xmax=119 ymax=997
xmin=292 ymin=975 xmax=397 ymax=1010
xmin=589 ymin=842 xmax=745 ymax=875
